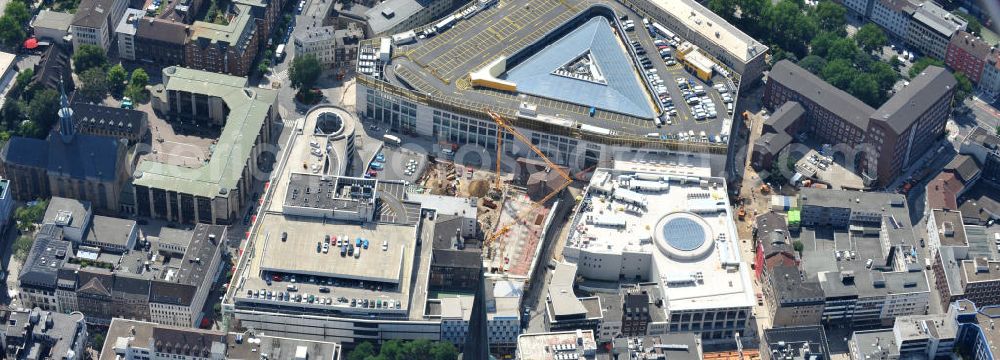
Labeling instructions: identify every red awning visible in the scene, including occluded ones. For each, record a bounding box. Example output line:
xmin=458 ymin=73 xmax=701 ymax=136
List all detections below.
xmin=23 ymin=38 xmax=38 ymax=49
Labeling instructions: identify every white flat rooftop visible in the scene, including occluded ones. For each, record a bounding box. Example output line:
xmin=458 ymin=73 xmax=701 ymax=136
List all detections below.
xmin=648 ymin=0 xmax=765 ymax=63
xmin=565 ymin=169 xmax=754 ymax=311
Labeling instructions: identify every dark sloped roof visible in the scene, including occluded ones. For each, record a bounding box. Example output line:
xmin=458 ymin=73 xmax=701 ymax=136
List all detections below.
xmin=949 ymin=31 xmax=993 ymax=59
xmin=73 ymin=103 xmax=146 ymax=137
xmin=72 ymin=0 xmax=115 ymax=28
xmin=112 ymin=274 xmax=151 ymax=296
xmin=135 ymin=18 xmax=190 ymax=44
xmin=432 ymin=249 xmax=481 ymax=269
xmin=76 ymin=269 xmax=114 ymax=297
xmin=149 ymin=281 xmax=196 ymax=305
xmin=1 ymin=137 xmax=49 ymax=168
xmin=754 ymin=132 xmax=793 ymax=156
xmin=765 ymin=101 xmax=805 ymax=135
xmin=768 ymin=60 xmax=875 ymax=129
xmin=151 ymin=326 xmax=226 ymax=357
xmin=18 ymin=237 xmax=71 ymax=288
xmin=944 ymin=154 xmax=981 ymax=184
xmin=870 ymin=66 xmax=955 ymax=134
xmin=47 ymin=133 xmax=122 ymax=181
xmin=770 ymin=264 xmax=824 ymax=302
xmin=32 ymin=43 xmax=73 ymax=91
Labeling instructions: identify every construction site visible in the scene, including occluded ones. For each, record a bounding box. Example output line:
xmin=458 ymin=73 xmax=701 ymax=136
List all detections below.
xmin=413 ymin=111 xmax=575 ymax=283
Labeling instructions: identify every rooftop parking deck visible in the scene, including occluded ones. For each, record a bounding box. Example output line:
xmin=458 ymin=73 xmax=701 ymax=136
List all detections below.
xmin=255 ymin=216 xmax=414 ymax=283
xmin=370 ymin=0 xmax=736 ymax=143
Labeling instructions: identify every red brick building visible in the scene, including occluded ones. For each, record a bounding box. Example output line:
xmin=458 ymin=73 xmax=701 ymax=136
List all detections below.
xmin=946 ymin=31 xmax=992 ymax=84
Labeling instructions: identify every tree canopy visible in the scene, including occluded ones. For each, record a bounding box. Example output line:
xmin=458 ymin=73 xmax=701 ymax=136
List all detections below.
xmin=107 ymin=64 xmax=128 ymax=95
xmin=345 ymin=340 xmax=458 ymax=360
xmin=15 ymin=199 xmax=48 ymax=232
xmin=289 ymin=54 xmax=322 ymax=93
xmin=72 ymin=45 xmax=109 ymax=74
xmin=855 ymin=23 xmax=888 ymax=53
xmin=953 ymin=71 xmax=973 ymax=103
xmin=811 ymin=0 xmax=847 ymax=35
xmin=26 ymin=89 xmax=60 ymax=134
xmin=78 ymin=67 xmax=109 ymax=102
xmin=909 ymin=57 xmax=945 ymax=79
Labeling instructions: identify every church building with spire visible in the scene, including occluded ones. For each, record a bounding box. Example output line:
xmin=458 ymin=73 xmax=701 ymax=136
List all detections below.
xmin=0 ymin=80 xmax=132 ymax=213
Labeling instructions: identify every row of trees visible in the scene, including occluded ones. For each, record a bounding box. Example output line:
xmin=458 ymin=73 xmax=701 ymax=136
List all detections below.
xmin=800 ymin=27 xmax=899 ymax=107
xmin=73 ymin=45 xmax=150 ymax=102
xmin=710 ymin=0 xmax=972 ymax=106
xmin=346 ymin=340 xmax=458 ymax=360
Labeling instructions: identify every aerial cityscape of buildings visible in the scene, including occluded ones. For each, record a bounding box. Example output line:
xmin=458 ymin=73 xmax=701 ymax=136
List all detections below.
xmin=0 ymin=0 xmax=997 ymax=358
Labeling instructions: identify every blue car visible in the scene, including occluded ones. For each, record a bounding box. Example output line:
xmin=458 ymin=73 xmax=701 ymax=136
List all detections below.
xmin=363 ymin=239 xmax=369 ymax=249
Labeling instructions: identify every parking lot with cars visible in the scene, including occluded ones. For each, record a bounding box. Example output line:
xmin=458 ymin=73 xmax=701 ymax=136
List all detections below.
xmin=623 ymin=16 xmax=736 ymax=142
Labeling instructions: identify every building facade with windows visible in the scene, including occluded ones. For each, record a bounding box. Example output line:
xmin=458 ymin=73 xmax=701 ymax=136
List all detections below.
xmin=762 ymin=60 xmax=956 ymax=186
xmin=946 ymin=31 xmax=991 ymax=84
xmin=293 ymin=23 xmax=363 ymax=69
xmin=70 ymin=0 xmax=127 ymax=52
xmin=19 ymin=223 xmax=225 ymax=327
xmin=905 ymin=1 xmax=967 ymax=60
xmin=871 ymin=0 xmax=916 ymax=39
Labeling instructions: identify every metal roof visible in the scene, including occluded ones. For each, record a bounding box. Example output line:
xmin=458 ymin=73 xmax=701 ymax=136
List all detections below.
xmin=502 ymin=16 xmax=655 ymax=118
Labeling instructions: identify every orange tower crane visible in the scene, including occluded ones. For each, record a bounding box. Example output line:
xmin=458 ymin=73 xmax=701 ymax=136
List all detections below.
xmin=484 ymin=110 xmax=573 ymax=249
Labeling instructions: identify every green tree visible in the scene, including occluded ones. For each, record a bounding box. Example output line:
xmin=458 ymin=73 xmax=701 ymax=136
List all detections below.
xmin=793 ymin=240 xmax=804 ymax=254
xmin=129 ymin=68 xmax=149 ymax=89
xmin=798 ymin=55 xmax=827 ymax=74
xmin=766 ymin=0 xmax=818 ymax=58
xmin=808 ymin=31 xmax=839 ymax=57
xmin=0 ymin=16 xmax=26 ymax=48
xmin=827 ymin=37 xmax=861 ymax=61
xmin=4 ymin=1 xmax=31 ymax=24
xmin=289 ymin=54 xmax=322 ymax=94
xmin=810 ymin=1 xmax=847 ymax=34
xmin=909 ymin=57 xmax=945 ymax=78
xmin=106 ymin=64 xmax=128 ymax=95
xmin=820 ymin=59 xmax=856 ymax=89
xmin=9 ymin=68 xmax=34 ymax=99
xmin=347 ymin=342 xmax=376 ymax=360
xmin=708 ymin=0 xmax=737 ymax=18
xmin=953 ymin=71 xmax=973 ymax=102
xmin=0 ymin=100 xmax=24 ymax=132
xmin=868 ymin=61 xmax=899 ymax=93
xmin=92 ymin=333 xmax=106 ymax=350
xmin=17 ymin=120 xmax=42 ymax=138
xmin=849 ymin=73 xmax=881 ymax=106
xmin=78 ymin=67 xmax=109 ymax=102
xmin=428 ymin=342 xmax=458 ymax=360
xmin=380 ymin=340 xmax=405 ymax=359
xmin=13 ymin=235 xmax=33 ymax=261
xmin=72 ymin=45 xmax=109 ymax=74
xmin=14 ymin=199 xmax=48 ymax=232
xmin=855 ymin=23 xmax=888 ymax=53
xmin=27 ymin=89 xmax=60 ymax=131
xmin=952 ymin=11 xmax=981 ymax=35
